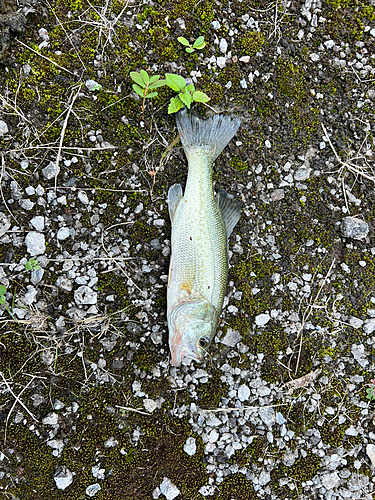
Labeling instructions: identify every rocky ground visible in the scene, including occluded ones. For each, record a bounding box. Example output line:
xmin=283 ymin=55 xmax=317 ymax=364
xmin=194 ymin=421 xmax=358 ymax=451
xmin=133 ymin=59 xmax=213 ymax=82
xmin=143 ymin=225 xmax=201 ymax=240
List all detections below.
xmin=0 ymin=0 xmax=375 ymax=499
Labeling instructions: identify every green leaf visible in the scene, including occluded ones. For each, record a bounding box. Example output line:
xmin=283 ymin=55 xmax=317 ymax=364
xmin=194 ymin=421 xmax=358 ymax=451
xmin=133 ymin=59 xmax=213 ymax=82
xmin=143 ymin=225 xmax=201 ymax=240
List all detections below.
xmin=148 ymin=79 xmax=166 ymax=89
xmin=0 ymin=296 xmax=5 ymax=305
xmin=185 ymin=47 xmax=194 ymax=53
xmin=366 ymin=387 xmax=375 ymax=399
xmin=193 ymin=36 xmax=205 ymax=49
xmin=0 ymin=285 xmax=6 ymax=296
xmin=168 ymin=96 xmax=185 ymax=114
xmin=177 ymin=36 xmax=190 ymax=47
xmin=193 ymin=91 xmax=210 ymax=103
xmin=132 ymin=84 xmax=145 ymax=98
xmin=148 ymin=74 xmax=161 ymax=84
xmin=140 ymin=69 xmax=149 ymax=85
xmin=145 ymin=91 xmax=158 ymax=98
xmin=179 ymin=90 xmax=193 ymax=108
xmin=165 ymin=73 xmax=186 ymax=91
xmin=130 ymin=72 xmax=145 ymax=87
xmin=25 ymin=261 xmax=32 ymax=271
xmin=186 ymin=83 xmax=195 ymax=93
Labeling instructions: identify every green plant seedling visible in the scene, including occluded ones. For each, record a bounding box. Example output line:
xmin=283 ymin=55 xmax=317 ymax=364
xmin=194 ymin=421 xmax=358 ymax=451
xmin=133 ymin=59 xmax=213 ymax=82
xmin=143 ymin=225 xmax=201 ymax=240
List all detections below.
xmin=165 ymin=73 xmax=210 ymax=114
xmin=0 ymin=285 xmax=6 ymax=305
xmin=25 ymin=257 xmax=41 ymax=271
xmin=366 ymin=379 xmax=375 ymax=401
xmin=130 ymin=70 xmax=165 ymax=119
xmin=177 ymin=36 xmax=206 ymax=53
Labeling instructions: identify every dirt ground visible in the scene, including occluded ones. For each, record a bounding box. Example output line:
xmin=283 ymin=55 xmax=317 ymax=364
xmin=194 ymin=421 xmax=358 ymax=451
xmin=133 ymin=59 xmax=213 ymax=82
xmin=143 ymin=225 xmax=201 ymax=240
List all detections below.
xmin=0 ymin=0 xmax=375 ymax=499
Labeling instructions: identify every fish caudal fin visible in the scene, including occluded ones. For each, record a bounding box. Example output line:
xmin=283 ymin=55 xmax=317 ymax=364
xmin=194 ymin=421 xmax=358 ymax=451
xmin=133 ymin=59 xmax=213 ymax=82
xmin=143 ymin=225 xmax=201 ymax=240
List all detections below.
xmin=176 ymin=109 xmax=241 ymax=162
xmin=216 ymin=189 xmax=242 ymax=238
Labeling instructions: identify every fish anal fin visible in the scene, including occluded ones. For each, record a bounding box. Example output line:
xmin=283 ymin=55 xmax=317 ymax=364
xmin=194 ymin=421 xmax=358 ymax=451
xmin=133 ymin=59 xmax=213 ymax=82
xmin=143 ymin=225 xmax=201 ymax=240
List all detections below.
xmin=168 ymin=184 xmax=183 ymax=222
xmin=217 ymin=188 xmax=242 ymax=238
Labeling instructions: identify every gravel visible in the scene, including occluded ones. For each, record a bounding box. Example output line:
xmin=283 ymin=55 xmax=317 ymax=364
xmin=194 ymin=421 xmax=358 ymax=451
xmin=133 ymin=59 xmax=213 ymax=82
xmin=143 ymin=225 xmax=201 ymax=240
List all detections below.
xmin=53 ymin=466 xmax=74 ymax=490
xmin=1 ymin=1 xmax=375 ymax=499
xmin=25 ymin=231 xmax=46 ymax=255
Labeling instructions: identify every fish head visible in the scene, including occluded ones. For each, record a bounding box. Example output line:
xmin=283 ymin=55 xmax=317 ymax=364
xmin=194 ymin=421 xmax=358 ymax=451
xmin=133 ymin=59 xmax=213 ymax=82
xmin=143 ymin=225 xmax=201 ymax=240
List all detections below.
xmin=168 ymin=300 xmax=216 ymax=367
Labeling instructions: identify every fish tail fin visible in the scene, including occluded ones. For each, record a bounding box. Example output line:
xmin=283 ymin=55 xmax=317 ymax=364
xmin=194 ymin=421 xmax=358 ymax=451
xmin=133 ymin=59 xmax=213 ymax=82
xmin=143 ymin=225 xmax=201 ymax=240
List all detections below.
xmin=176 ymin=109 xmax=241 ymax=162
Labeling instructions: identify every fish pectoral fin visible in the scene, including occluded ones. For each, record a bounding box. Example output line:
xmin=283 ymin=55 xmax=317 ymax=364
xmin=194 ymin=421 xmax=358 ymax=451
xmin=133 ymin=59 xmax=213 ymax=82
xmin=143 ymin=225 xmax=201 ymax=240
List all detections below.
xmin=216 ymin=189 xmax=242 ymax=237
xmin=167 ymin=184 xmax=183 ymax=223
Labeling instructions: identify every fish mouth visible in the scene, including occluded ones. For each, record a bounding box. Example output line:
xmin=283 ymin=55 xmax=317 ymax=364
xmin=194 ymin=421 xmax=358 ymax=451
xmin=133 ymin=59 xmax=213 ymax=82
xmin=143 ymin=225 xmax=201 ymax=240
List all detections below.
xmin=170 ymin=344 xmax=202 ymax=367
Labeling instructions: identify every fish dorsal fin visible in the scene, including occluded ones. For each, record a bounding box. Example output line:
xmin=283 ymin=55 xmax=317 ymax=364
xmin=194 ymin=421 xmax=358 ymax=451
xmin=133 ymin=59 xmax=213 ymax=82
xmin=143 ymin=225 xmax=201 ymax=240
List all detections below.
xmin=217 ymin=189 xmax=242 ymax=238
xmin=167 ymin=183 xmax=183 ymax=223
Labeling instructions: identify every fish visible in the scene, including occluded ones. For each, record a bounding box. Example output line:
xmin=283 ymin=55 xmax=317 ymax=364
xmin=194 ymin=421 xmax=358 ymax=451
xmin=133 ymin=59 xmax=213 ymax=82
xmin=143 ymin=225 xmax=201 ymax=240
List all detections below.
xmin=167 ymin=109 xmax=242 ymax=367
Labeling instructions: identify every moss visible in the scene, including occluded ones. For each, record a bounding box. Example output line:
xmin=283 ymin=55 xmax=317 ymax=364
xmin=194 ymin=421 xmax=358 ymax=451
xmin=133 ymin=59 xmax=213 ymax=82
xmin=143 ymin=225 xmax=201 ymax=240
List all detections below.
xmin=239 ymin=31 xmax=265 ymax=56
xmin=216 ymin=473 xmax=257 ymax=499
xmin=278 ymin=61 xmax=305 ymax=101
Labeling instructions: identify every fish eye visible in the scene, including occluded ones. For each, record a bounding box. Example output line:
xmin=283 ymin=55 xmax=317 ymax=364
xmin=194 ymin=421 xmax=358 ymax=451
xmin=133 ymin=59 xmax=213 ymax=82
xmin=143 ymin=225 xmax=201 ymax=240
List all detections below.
xmin=198 ymin=336 xmax=210 ymax=349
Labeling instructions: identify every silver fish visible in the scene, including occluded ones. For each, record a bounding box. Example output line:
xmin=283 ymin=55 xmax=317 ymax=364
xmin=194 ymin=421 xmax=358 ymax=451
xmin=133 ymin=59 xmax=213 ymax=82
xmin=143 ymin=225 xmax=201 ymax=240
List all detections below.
xmin=167 ymin=110 xmax=242 ymax=367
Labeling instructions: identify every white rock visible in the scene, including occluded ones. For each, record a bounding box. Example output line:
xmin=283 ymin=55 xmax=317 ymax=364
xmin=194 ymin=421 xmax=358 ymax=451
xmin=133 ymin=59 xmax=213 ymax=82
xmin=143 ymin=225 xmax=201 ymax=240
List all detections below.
xmin=78 ymin=191 xmax=89 ymax=204
xmin=19 ymin=199 xmax=34 ymax=211
xmin=23 ymin=286 xmax=38 ymax=305
xmin=239 ymin=56 xmax=250 ymax=63
xmin=322 ymin=471 xmax=340 ymax=490
xmin=57 ymin=227 xmax=70 ymax=240
xmin=56 ymin=276 xmax=73 ymax=292
xmin=183 ymin=437 xmax=196 ymax=456
xmin=324 ymin=40 xmax=335 ymax=49
xmin=349 ymin=316 xmax=363 ymax=329
xmin=42 ymin=161 xmax=60 ymax=180
xmin=30 ymin=216 xmax=45 ymax=231
xmin=143 ymin=398 xmax=158 ymax=413
xmin=216 ymin=56 xmax=226 ymax=69
xmin=221 ymin=328 xmax=241 ymax=347
xmin=0 ymin=120 xmax=9 ymax=136
xmin=219 ymin=38 xmax=228 ymax=53
xmin=363 ymin=318 xmax=375 ymax=334
xmin=86 ymin=483 xmax=101 ymax=497
xmin=92 ymin=465 xmax=105 ymax=479
xmin=53 ymin=399 xmax=65 ymax=410
xmin=282 ymin=449 xmax=297 ymax=466
xmin=74 ymin=286 xmax=97 ymax=305
xmin=160 ymin=477 xmax=180 ymax=500
xmin=47 ymin=439 xmax=64 ymax=456
xmin=104 ymin=437 xmax=118 ymax=448
xmin=0 ymin=212 xmax=11 ymax=237
xmin=238 ymin=384 xmax=250 ymax=402
xmin=208 ymin=429 xmax=219 ymax=443
xmin=54 ymin=466 xmax=73 ymax=490
xmin=85 ymin=79 xmax=101 ymax=91
xmin=351 ymin=344 xmax=368 ymax=367
xmin=255 ymin=313 xmax=270 ymax=327
xmin=25 ymin=231 xmax=45 ymax=256
xmin=259 ymin=408 xmax=275 ymax=427
xmin=341 ymin=216 xmax=369 ymax=240
xmin=276 ymin=412 xmax=287 ymax=425
xmin=259 ymin=470 xmax=271 ymax=486
xmin=42 ymin=412 xmax=59 ymax=425
xmin=310 ymin=53 xmax=320 ymax=62
xmin=345 ymin=425 xmax=358 ymax=436
xmin=294 ymin=167 xmax=311 ymax=181
xmin=366 ymin=444 xmax=375 ymax=467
